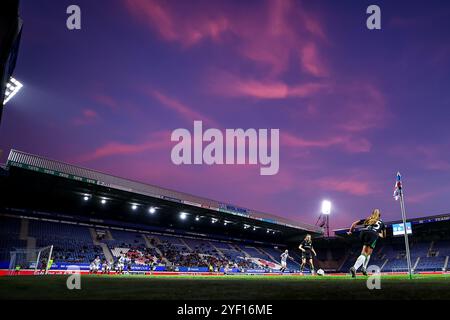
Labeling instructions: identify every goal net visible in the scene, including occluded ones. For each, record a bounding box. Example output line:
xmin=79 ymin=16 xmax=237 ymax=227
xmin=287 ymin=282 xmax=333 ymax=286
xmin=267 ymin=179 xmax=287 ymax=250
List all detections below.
xmin=8 ymin=245 xmax=53 ymax=275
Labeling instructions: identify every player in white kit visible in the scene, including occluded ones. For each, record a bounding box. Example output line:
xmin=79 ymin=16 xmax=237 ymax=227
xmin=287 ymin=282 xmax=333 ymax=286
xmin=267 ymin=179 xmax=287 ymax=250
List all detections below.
xmin=117 ymin=254 xmax=125 ymax=274
xmin=280 ymin=249 xmax=290 ymax=273
xmin=90 ymin=256 xmax=101 ymax=274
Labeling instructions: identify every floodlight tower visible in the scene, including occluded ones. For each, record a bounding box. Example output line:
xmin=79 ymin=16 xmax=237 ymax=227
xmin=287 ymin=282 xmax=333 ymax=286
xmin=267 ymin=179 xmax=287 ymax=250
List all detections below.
xmin=316 ymin=200 xmax=331 ymax=237
xmin=3 ymin=77 xmax=22 ymax=105
xmin=0 ymin=0 xmax=23 ymax=126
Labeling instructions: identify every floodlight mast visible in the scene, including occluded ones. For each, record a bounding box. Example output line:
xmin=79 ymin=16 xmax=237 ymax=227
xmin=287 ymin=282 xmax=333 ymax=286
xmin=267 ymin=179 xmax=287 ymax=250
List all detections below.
xmin=321 ymin=200 xmax=331 ymax=215
xmin=3 ymin=77 xmax=23 ymax=105
xmin=1 ymin=77 xmax=23 ymax=126
xmin=316 ymin=200 xmax=331 ymax=237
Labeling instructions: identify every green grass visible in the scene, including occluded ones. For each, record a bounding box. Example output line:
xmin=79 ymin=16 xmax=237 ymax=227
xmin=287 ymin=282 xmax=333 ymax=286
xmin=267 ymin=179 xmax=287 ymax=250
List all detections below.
xmin=1 ymin=274 xmax=450 ymax=300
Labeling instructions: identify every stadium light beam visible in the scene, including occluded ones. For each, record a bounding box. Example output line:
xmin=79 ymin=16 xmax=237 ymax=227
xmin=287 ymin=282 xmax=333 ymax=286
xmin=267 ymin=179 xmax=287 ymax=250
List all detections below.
xmin=321 ymin=200 xmax=331 ymax=215
xmin=319 ymin=200 xmax=332 ymax=237
xmin=3 ymin=77 xmax=23 ymax=105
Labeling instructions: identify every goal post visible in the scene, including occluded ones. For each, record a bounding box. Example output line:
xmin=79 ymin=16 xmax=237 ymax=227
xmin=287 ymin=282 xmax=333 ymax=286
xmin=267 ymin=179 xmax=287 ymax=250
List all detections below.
xmin=8 ymin=245 xmax=54 ymax=275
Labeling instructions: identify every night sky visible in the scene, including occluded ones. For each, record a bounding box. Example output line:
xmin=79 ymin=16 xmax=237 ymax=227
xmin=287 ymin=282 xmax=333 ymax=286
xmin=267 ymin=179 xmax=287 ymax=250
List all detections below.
xmin=1 ymin=0 xmax=450 ymax=230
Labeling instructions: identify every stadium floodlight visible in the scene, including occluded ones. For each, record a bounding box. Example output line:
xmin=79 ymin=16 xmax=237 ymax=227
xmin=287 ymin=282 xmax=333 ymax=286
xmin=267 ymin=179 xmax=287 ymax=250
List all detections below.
xmin=321 ymin=200 xmax=331 ymax=215
xmin=3 ymin=77 xmax=23 ymax=105
xmin=148 ymin=207 xmax=156 ymax=214
xmin=101 ymin=199 xmax=106 ymax=204
xmin=244 ymin=224 xmax=250 ymax=229
xmin=131 ymin=204 xmax=138 ymax=210
xmin=195 ymin=216 xmax=200 ymax=221
xmin=211 ymin=218 xmax=218 ymax=224
xmin=224 ymin=221 xmax=228 ymax=226
xmin=180 ymin=212 xmax=187 ymax=220
xmin=253 ymin=227 xmax=256 ymax=231
xmin=266 ymin=229 xmax=270 ymax=233
xmin=83 ymin=195 xmax=89 ymax=201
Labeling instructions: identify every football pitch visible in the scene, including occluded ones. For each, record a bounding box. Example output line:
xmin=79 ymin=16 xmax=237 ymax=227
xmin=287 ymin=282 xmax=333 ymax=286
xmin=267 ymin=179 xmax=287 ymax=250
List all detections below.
xmin=1 ymin=274 xmax=450 ymax=300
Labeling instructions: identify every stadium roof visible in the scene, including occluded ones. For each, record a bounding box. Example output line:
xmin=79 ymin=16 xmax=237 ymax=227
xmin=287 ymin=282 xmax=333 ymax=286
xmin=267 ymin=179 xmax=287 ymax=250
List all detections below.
xmin=5 ymin=149 xmax=323 ymax=236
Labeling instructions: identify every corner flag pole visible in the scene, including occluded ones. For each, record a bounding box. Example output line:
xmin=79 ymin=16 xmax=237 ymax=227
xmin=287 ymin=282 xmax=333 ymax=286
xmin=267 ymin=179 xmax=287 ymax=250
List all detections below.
xmin=395 ymin=172 xmax=413 ymax=279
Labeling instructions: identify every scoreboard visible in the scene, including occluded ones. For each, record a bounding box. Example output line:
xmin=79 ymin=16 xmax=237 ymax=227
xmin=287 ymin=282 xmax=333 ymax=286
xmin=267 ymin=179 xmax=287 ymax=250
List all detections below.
xmin=392 ymin=222 xmax=412 ymax=236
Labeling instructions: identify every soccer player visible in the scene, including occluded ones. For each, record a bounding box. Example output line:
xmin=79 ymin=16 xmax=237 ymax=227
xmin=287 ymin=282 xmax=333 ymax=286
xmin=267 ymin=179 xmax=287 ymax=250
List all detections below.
xmin=280 ymin=249 xmax=290 ymax=273
xmin=127 ymin=257 xmax=133 ymax=274
xmin=47 ymin=257 xmax=54 ymax=271
xmin=92 ymin=256 xmax=101 ymax=274
xmin=107 ymin=259 xmax=113 ymax=274
xmin=89 ymin=260 xmax=96 ymax=274
xmin=102 ymin=258 xmax=108 ymax=274
xmin=14 ymin=264 xmax=21 ymax=275
xmin=39 ymin=257 xmax=47 ymax=275
xmin=117 ymin=254 xmax=125 ymax=274
xmin=347 ymin=208 xmax=386 ymax=277
xmin=299 ymin=234 xmax=317 ymax=274
xmin=223 ymin=264 xmax=230 ymax=275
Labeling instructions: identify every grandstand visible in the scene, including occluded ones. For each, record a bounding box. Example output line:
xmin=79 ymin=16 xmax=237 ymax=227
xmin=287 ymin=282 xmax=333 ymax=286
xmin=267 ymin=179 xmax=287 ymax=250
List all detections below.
xmin=0 ymin=149 xmax=322 ymax=273
xmin=0 ymin=212 xmax=293 ymax=272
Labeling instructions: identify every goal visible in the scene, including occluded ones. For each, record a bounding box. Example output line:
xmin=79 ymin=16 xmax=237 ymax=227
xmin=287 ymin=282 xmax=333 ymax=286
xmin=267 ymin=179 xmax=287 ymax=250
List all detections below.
xmin=8 ymin=245 xmax=53 ymax=275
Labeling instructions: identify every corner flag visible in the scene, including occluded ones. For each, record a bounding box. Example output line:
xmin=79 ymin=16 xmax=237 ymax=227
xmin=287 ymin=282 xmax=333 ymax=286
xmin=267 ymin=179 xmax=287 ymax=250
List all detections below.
xmin=393 ymin=172 xmax=402 ymax=200
xmin=394 ymin=172 xmax=413 ymax=278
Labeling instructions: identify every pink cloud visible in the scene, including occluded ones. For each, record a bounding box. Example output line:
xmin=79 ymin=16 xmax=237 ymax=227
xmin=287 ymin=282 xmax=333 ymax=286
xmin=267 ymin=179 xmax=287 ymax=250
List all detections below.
xmin=301 ymin=11 xmax=328 ymax=41
xmin=147 ymin=89 xmax=218 ymax=126
xmin=233 ymin=0 xmax=328 ymax=75
xmin=72 ymin=109 xmax=98 ymax=126
xmin=210 ymin=71 xmax=329 ymax=99
xmin=93 ymin=94 xmax=119 ymax=110
xmin=123 ymin=0 xmax=328 ymax=76
xmin=415 ymin=145 xmax=450 ymax=171
xmin=282 ymin=132 xmax=371 ymax=153
xmin=123 ymin=0 xmax=230 ymax=46
xmin=82 ymin=109 xmax=97 ymax=119
xmin=77 ymin=131 xmax=170 ymax=162
xmin=335 ymin=83 xmax=388 ymax=133
xmin=315 ymin=177 xmax=372 ymax=196
xmin=300 ymin=42 xmax=328 ymax=77
xmin=390 ymin=144 xmax=450 ymax=172
xmin=407 ymin=191 xmax=436 ymax=204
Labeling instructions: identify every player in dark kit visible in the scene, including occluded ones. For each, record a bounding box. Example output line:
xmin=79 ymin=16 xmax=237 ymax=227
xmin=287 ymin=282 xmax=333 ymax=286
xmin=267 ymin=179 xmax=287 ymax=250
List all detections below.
xmin=299 ymin=234 xmax=317 ymax=274
xmin=347 ymin=209 xmax=386 ymax=277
